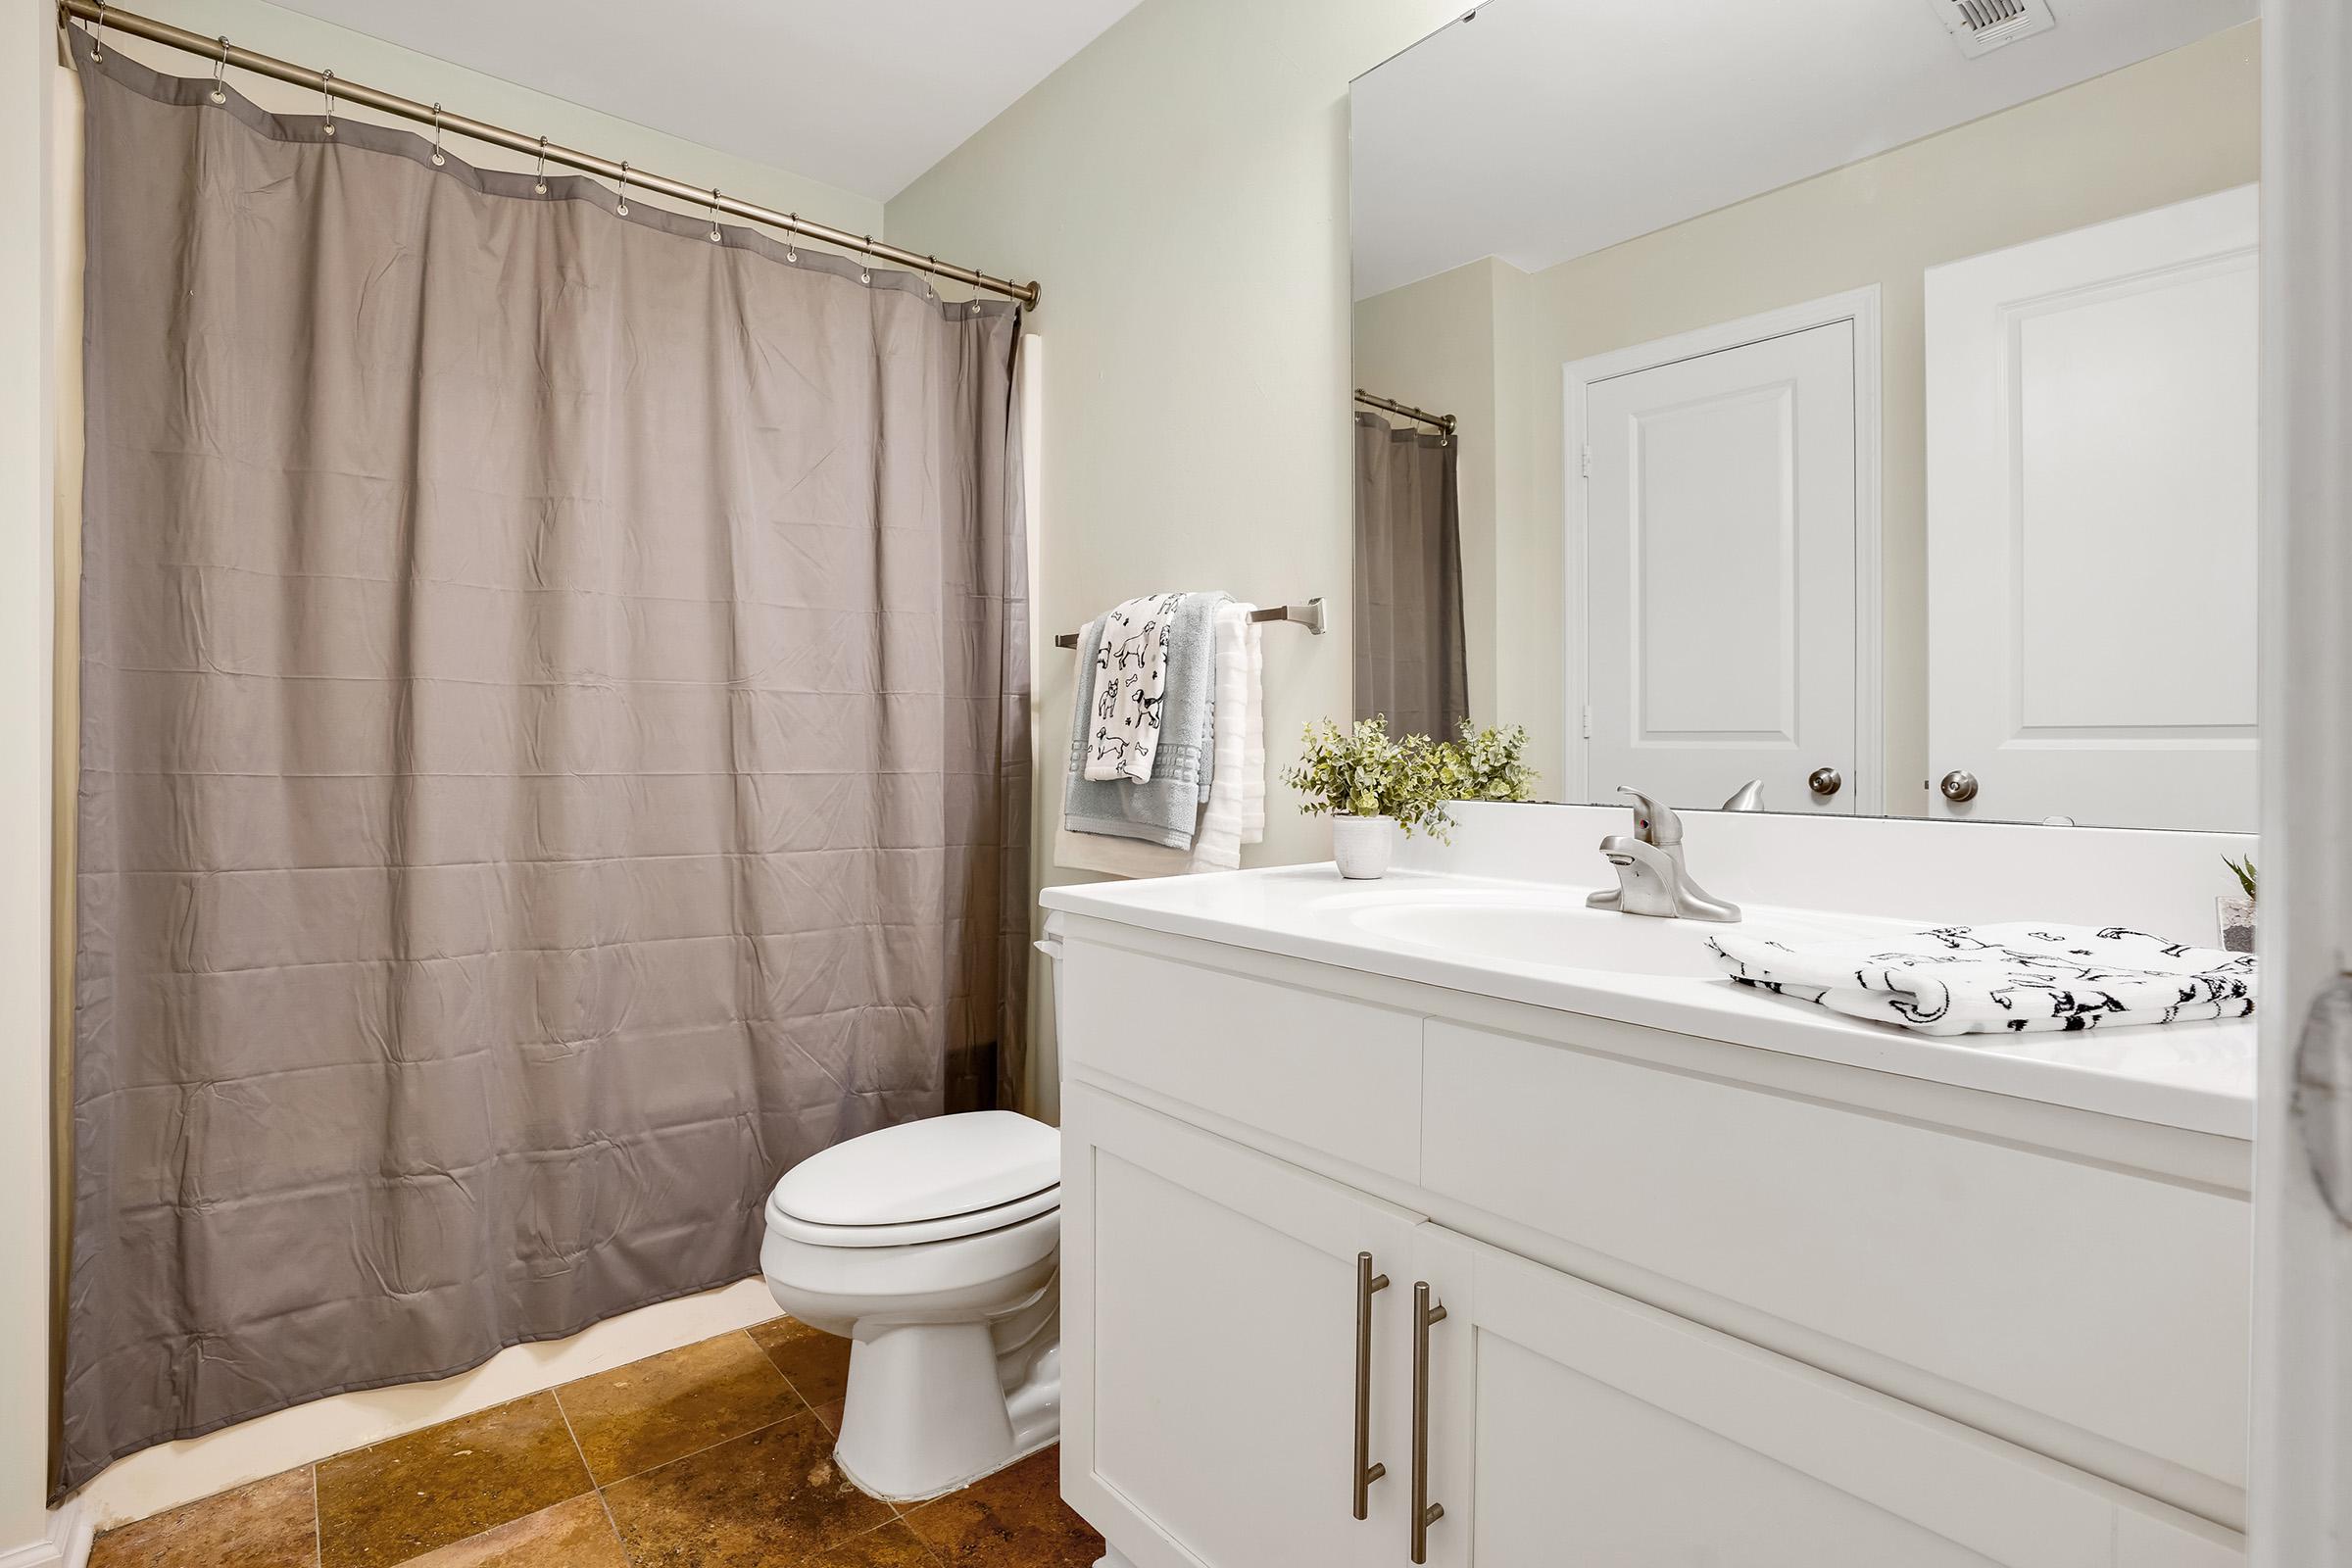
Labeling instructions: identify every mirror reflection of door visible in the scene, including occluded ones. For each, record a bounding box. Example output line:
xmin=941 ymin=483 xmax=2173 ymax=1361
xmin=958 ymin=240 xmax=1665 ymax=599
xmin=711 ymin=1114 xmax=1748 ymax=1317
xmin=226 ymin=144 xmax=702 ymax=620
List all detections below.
xmin=1572 ymin=294 xmax=1877 ymax=815
xmin=1925 ymin=186 xmax=2258 ymax=833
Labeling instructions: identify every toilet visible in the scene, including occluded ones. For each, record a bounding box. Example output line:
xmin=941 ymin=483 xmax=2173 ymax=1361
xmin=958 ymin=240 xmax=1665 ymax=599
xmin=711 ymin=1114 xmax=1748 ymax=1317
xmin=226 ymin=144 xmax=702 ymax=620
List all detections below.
xmin=760 ymin=1107 xmax=1062 ymax=1502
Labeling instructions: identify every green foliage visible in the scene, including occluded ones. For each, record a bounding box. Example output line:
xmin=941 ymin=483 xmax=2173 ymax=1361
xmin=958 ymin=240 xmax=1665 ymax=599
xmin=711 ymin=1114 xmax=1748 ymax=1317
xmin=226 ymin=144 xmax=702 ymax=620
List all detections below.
xmin=1284 ymin=716 xmax=1455 ymax=840
xmin=2223 ymin=854 xmax=2257 ymax=902
xmin=1437 ymin=720 xmax=1537 ymax=803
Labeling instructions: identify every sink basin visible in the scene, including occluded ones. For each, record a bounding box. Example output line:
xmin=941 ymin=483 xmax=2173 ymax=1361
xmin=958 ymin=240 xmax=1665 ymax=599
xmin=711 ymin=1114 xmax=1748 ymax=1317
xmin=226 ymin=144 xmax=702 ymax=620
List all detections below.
xmin=1328 ymin=889 xmax=1862 ymax=979
xmin=1337 ymin=890 xmax=1731 ymax=977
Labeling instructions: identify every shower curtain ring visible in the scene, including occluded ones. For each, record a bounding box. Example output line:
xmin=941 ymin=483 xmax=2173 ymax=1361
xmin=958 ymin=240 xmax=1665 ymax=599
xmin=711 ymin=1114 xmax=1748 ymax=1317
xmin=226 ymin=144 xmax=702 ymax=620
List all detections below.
xmin=210 ymin=35 xmax=228 ymax=103
xmin=858 ymin=237 xmax=873 ymax=286
xmin=88 ymin=2 xmax=105 ymax=62
xmin=615 ymin=161 xmax=629 ymax=216
xmin=783 ymin=216 xmax=798 ymax=264
xmin=533 ymin=135 xmax=548 ymax=194
xmin=923 ymin=255 xmax=938 ymax=301
xmin=708 ymin=187 xmax=722 ymax=242
xmin=319 ymin=70 xmax=335 ymax=136
xmin=429 ymin=103 xmax=446 ymax=165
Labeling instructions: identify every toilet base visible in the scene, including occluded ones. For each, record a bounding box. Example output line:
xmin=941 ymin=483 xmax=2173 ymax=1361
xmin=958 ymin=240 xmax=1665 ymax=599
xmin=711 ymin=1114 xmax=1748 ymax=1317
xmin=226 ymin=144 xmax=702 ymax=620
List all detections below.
xmin=831 ymin=1292 xmax=1062 ymax=1502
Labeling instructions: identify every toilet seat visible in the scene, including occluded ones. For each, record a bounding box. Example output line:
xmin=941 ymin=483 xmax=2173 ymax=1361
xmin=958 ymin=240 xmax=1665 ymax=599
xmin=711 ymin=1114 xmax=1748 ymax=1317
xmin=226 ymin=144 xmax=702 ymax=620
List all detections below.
xmin=766 ymin=1109 xmax=1061 ymax=1248
xmin=763 ymin=1182 xmax=1059 ymax=1248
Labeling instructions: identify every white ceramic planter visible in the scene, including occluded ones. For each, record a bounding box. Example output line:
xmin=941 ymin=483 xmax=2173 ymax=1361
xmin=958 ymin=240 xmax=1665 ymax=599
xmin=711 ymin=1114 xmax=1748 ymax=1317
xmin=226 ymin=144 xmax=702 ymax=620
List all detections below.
xmin=2217 ymin=894 xmax=2255 ymax=954
xmin=1332 ymin=814 xmax=1396 ymax=880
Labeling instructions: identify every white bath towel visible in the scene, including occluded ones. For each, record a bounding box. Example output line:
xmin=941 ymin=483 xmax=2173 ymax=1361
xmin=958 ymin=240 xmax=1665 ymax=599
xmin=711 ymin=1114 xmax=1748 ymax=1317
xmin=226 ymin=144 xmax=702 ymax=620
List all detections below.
xmin=1189 ymin=601 xmax=1266 ymax=870
xmin=1083 ymin=593 xmax=1183 ymax=781
xmin=1055 ymin=601 xmax=1266 ymax=877
xmin=1708 ymin=922 xmax=2256 ymax=1037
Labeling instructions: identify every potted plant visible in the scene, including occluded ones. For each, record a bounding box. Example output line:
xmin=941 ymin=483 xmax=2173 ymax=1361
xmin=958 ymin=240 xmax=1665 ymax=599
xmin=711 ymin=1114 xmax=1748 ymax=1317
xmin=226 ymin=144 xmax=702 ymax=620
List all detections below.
xmin=1437 ymin=720 xmax=1538 ymax=803
xmin=2220 ymin=855 xmax=2256 ymax=954
xmin=1285 ymin=716 xmax=1452 ymax=879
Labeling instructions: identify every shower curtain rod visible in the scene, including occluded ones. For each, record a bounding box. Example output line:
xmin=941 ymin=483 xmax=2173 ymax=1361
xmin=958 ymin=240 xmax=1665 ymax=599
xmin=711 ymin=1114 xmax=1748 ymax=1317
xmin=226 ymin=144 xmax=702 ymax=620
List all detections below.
xmin=58 ymin=0 xmax=1043 ymax=309
xmin=1354 ymin=389 xmax=1456 ymax=436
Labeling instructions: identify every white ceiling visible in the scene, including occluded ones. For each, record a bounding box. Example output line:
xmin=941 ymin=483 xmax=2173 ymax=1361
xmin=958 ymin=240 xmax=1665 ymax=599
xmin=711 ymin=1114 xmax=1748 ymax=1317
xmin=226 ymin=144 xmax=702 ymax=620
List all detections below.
xmin=273 ymin=0 xmax=1146 ymax=202
xmin=1350 ymin=0 xmax=2258 ymax=299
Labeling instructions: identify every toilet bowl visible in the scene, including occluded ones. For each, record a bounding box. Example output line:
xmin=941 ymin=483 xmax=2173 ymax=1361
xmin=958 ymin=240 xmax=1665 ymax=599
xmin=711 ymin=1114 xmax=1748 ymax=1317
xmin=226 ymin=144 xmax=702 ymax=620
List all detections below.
xmin=760 ymin=1108 xmax=1062 ymax=1502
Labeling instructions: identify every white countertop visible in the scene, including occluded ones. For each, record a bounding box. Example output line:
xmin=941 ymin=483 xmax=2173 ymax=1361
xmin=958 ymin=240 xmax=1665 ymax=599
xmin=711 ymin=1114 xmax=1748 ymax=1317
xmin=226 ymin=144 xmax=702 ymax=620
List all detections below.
xmin=1040 ymin=865 xmax=2255 ymax=1140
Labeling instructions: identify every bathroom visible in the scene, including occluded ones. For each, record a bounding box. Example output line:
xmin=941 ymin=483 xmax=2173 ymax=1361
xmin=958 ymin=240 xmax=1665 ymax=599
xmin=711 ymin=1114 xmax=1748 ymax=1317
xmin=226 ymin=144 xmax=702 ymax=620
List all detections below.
xmin=1 ymin=0 xmax=2347 ymax=1563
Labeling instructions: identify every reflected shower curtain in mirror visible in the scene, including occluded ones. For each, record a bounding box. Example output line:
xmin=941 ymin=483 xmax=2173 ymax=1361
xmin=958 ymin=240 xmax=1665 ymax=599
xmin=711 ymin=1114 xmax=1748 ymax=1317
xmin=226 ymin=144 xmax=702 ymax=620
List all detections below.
xmin=1351 ymin=413 xmax=1467 ymax=736
xmin=59 ymin=34 xmax=1028 ymax=1492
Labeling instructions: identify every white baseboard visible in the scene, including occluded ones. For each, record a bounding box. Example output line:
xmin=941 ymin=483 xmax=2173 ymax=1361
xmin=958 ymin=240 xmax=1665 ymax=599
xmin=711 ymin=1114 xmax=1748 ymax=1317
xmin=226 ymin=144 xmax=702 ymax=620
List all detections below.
xmin=0 ymin=1497 xmax=93 ymax=1568
xmin=76 ymin=1275 xmax=777 ymax=1532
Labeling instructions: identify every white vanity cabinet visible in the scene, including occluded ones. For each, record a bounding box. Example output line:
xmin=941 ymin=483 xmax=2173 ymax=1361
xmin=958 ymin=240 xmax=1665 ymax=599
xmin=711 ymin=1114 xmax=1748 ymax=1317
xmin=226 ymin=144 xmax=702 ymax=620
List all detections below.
xmin=1060 ymin=1085 xmax=1439 ymax=1567
xmin=1051 ymin=913 xmax=2250 ymax=1568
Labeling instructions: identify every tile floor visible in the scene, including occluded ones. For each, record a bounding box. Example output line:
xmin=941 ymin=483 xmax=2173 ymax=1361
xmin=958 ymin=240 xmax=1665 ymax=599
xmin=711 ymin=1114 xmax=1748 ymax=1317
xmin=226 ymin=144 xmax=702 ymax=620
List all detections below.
xmin=88 ymin=1318 xmax=1103 ymax=1568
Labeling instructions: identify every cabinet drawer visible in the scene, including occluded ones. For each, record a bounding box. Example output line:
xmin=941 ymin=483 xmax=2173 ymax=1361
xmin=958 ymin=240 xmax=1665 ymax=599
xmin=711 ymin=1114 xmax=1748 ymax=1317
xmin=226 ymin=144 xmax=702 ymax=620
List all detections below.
xmin=1058 ymin=934 xmax=1422 ymax=1182
xmin=1420 ymin=1019 xmax=2250 ymax=1508
xmin=1447 ymin=1229 xmax=2241 ymax=1567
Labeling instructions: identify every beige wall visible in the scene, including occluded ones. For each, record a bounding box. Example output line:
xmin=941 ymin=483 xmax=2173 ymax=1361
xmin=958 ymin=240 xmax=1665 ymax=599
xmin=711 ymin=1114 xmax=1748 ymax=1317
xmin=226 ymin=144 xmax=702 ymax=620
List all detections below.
xmin=1358 ymin=23 xmax=2261 ymax=811
xmin=884 ymin=0 xmax=1464 ymax=1109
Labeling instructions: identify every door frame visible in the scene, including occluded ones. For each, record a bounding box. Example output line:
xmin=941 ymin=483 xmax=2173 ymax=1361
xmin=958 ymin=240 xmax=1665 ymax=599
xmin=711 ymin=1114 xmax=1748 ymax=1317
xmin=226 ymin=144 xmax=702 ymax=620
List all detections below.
xmin=2251 ymin=0 xmax=2352 ymax=1559
xmin=1562 ymin=285 xmax=1884 ymax=812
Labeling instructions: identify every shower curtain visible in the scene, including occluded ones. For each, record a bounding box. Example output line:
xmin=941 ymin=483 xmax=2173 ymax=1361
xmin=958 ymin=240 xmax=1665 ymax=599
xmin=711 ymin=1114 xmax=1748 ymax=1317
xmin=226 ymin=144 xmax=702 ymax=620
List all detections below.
xmin=58 ymin=33 xmax=1028 ymax=1492
xmin=1352 ymin=413 xmax=1468 ymax=737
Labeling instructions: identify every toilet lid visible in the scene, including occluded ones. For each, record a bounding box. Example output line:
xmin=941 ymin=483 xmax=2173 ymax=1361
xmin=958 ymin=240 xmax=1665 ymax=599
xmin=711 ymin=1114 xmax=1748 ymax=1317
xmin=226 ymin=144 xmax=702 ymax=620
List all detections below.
xmin=768 ymin=1110 xmax=1059 ymax=1229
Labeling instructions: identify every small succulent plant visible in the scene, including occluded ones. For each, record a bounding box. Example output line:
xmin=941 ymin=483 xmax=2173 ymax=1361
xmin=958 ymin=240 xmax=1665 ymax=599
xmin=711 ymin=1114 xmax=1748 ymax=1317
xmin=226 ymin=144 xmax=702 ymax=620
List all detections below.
xmin=2223 ymin=854 xmax=2257 ymax=903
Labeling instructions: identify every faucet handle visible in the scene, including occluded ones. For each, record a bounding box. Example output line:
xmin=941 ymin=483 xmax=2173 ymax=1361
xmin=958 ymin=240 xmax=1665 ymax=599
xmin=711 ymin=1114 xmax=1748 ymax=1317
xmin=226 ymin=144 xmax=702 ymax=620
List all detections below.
xmin=1614 ymin=785 xmax=1684 ymax=848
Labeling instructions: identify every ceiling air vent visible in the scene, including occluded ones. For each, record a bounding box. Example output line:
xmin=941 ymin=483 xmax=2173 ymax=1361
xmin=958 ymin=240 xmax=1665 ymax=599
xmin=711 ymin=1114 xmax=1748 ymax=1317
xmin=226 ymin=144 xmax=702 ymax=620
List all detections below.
xmin=1926 ymin=0 xmax=2056 ymax=58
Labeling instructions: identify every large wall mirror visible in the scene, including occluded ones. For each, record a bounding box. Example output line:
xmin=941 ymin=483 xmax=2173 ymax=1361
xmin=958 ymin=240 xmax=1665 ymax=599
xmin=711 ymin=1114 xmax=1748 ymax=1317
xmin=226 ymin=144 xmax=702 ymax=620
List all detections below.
xmin=1348 ymin=0 xmax=2260 ymax=832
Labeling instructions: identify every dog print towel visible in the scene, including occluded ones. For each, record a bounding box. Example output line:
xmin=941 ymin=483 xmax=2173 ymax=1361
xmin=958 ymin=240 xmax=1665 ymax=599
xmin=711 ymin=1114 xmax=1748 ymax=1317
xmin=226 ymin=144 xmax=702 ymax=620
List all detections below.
xmin=1084 ymin=593 xmax=1184 ymax=782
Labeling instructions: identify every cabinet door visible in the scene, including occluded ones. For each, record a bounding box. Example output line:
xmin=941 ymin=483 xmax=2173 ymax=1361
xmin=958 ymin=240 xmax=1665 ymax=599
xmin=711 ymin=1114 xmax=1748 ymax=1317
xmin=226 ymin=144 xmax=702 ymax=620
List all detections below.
xmin=1435 ymin=1229 xmax=2241 ymax=1568
xmin=1061 ymin=1084 xmax=1425 ymax=1568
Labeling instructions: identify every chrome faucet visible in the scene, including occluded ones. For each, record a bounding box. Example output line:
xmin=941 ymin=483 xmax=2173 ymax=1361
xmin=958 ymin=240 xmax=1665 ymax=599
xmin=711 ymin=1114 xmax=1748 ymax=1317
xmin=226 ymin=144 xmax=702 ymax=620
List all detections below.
xmin=1588 ymin=786 xmax=1740 ymax=922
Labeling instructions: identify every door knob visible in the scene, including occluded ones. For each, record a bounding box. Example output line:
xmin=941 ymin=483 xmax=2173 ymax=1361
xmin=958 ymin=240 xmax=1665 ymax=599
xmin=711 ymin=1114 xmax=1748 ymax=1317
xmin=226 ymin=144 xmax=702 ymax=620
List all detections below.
xmin=1807 ymin=766 xmax=1842 ymax=798
xmin=1940 ymin=769 xmax=1979 ymax=803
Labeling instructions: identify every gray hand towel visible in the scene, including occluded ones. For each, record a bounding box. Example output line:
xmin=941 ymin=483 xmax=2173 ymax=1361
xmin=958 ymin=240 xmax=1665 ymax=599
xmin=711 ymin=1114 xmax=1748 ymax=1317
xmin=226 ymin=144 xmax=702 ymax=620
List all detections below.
xmin=1062 ymin=591 xmax=1225 ymax=850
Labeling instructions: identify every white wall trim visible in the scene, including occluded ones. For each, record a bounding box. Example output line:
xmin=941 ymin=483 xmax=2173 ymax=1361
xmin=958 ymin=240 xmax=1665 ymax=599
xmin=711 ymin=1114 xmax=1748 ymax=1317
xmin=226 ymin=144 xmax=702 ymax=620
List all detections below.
xmin=0 ymin=1497 xmax=91 ymax=1568
xmin=1561 ymin=284 xmax=1885 ymax=812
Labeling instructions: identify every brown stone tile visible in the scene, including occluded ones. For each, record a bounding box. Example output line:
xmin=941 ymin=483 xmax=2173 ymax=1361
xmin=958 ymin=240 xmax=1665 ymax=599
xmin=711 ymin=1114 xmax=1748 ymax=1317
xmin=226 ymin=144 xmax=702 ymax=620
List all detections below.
xmin=748 ymin=1317 xmax=853 ymax=1409
xmin=804 ymin=1521 xmax=944 ymax=1567
xmin=558 ymin=1331 xmax=805 ymax=1485
xmin=601 ymin=1412 xmax=893 ymax=1566
xmin=904 ymin=1447 xmax=1101 ymax=1568
xmin=316 ymin=1394 xmax=592 ymax=1568
xmin=89 ymin=1466 xmax=318 ymax=1568
xmin=394 ymin=1496 xmax=625 ymax=1568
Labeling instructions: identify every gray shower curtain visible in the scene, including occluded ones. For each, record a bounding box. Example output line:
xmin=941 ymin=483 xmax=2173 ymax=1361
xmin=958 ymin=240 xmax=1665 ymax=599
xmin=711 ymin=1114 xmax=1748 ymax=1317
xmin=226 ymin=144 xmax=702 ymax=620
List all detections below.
xmin=59 ymin=33 xmax=1027 ymax=1492
xmin=1352 ymin=413 xmax=1468 ymax=736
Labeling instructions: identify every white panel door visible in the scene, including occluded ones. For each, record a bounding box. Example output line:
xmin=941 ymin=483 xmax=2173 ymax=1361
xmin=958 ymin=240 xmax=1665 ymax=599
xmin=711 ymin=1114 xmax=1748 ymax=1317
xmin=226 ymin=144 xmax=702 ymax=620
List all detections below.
xmin=1581 ymin=318 xmax=1862 ymax=813
xmin=1925 ymin=185 xmax=2258 ymax=830
xmin=1443 ymin=1226 xmax=2243 ymax=1568
xmin=1058 ymin=1084 xmax=1434 ymax=1568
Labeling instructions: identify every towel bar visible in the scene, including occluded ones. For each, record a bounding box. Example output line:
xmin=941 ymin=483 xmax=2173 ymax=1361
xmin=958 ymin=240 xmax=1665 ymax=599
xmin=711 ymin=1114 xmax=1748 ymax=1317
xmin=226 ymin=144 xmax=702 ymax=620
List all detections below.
xmin=1052 ymin=598 xmax=1324 ymax=650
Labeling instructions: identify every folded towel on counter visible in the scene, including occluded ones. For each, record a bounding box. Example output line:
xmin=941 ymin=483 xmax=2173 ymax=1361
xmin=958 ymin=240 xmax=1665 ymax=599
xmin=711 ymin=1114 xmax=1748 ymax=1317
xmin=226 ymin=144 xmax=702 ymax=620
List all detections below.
xmin=1708 ymin=922 xmax=2256 ymax=1037
xmin=1061 ymin=592 xmax=1225 ymax=852
xmin=1083 ymin=593 xmax=1184 ymax=781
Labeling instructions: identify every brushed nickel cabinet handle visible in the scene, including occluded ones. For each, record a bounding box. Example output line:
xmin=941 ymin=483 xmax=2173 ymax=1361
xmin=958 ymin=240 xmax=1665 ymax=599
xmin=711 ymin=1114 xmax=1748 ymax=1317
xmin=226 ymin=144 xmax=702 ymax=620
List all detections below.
xmin=1353 ymin=1252 xmax=1390 ymax=1520
xmin=1410 ymin=1281 xmax=1447 ymax=1564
